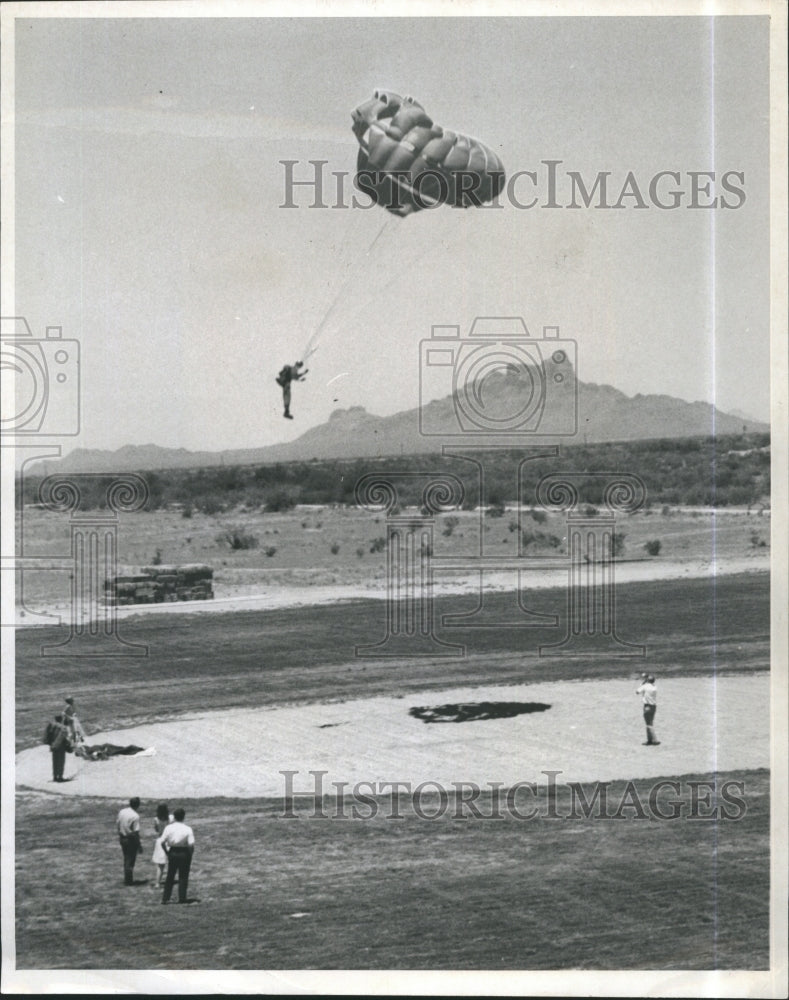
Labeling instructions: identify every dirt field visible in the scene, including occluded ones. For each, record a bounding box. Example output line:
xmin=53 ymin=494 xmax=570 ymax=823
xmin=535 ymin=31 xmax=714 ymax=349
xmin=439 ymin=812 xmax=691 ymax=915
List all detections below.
xmin=15 ymin=769 xmax=770 ymax=971
xmin=16 ymin=674 xmax=769 ymax=798
xmin=14 ymin=504 xmax=771 ymax=620
xmin=12 ymin=561 xmax=772 ymax=972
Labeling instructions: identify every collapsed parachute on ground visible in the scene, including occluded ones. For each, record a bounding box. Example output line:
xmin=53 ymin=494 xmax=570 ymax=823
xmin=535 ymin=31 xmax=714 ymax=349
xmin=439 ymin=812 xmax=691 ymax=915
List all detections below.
xmin=75 ymin=743 xmax=150 ymax=761
xmin=351 ymin=90 xmax=506 ymax=216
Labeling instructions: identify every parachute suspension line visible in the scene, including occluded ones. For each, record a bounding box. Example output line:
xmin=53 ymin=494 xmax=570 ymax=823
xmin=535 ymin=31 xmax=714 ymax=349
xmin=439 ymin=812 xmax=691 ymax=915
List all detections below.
xmin=317 ymin=218 xmax=443 ymax=339
xmin=301 ymin=214 xmax=394 ymax=363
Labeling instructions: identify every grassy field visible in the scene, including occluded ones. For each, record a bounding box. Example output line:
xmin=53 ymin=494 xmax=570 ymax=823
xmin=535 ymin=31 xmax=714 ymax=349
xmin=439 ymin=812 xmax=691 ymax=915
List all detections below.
xmin=15 ymin=771 xmax=769 ymax=970
xmin=13 ymin=570 xmax=771 ymax=971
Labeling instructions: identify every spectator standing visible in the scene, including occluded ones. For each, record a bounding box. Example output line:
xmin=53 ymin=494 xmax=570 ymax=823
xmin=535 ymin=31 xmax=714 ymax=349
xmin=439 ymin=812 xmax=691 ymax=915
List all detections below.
xmin=46 ymin=714 xmax=71 ymax=782
xmin=63 ymin=696 xmax=86 ymax=744
xmin=151 ymin=803 xmax=174 ymax=886
xmin=161 ymin=807 xmax=195 ymax=904
xmin=635 ymin=674 xmax=660 ymax=745
xmin=117 ymin=797 xmax=143 ymax=886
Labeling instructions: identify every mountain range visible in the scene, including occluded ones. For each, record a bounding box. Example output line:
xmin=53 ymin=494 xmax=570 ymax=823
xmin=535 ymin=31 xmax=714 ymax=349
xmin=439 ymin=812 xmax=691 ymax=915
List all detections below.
xmin=30 ymin=370 xmax=768 ymax=475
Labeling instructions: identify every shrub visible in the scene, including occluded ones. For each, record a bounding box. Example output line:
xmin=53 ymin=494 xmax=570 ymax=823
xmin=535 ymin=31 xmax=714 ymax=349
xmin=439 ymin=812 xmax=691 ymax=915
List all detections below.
xmin=749 ymin=530 xmax=767 ymax=548
xmin=644 ymin=539 xmax=662 ymax=556
xmin=151 ymin=548 xmax=163 ymax=566
xmin=522 ymin=530 xmax=562 ymax=551
xmin=661 ymin=505 xmax=671 ymax=517
xmin=265 ymin=546 xmax=277 ymax=557
xmin=330 ymin=542 xmax=340 ymax=555
xmin=216 ymin=528 xmax=259 ymax=551
xmin=508 ymin=520 xmax=519 ymax=533
xmin=200 ymin=495 xmax=225 ymax=516
xmin=485 ymin=500 xmax=506 ymax=518
xmin=265 ymin=490 xmax=296 ymax=513
xmin=529 ymin=509 xmax=548 ymax=524
xmin=584 ymin=505 xmax=599 ymax=517
xmin=356 ymin=547 xmax=365 ymax=558
xmin=611 ymin=532 xmax=626 ymax=557
xmin=369 ymin=536 xmax=387 ymax=554
xmin=181 ymin=504 xmax=193 ymax=519
xmin=442 ymin=516 xmax=460 ymax=538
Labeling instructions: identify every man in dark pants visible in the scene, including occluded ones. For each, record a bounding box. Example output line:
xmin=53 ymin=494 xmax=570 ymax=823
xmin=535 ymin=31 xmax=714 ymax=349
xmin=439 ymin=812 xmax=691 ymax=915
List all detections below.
xmin=635 ymin=673 xmax=660 ymax=745
xmin=161 ymin=807 xmax=195 ymax=904
xmin=48 ymin=714 xmax=71 ymax=782
xmin=275 ymin=361 xmax=307 ymax=419
xmin=116 ymin=797 xmax=142 ymax=885
xmin=63 ymin=696 xmax=86 ymax=745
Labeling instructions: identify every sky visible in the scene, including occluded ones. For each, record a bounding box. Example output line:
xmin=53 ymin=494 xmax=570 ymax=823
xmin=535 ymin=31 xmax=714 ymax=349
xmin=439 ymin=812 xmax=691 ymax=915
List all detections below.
xmin=9 ymin=13 xmax=771 ymax=453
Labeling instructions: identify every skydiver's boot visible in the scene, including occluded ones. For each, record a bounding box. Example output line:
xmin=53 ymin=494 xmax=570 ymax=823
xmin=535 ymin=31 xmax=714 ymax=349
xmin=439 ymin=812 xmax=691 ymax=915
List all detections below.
xmin=646 ymin=725 xmax=659 ymax=745
xmin=284 ymin=409 xmax=293 ymax=420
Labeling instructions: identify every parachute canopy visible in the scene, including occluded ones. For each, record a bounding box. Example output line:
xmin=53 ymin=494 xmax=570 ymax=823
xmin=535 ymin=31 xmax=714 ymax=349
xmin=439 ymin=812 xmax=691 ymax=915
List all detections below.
xmin=351 ymin=90 xmax=506 ymax=217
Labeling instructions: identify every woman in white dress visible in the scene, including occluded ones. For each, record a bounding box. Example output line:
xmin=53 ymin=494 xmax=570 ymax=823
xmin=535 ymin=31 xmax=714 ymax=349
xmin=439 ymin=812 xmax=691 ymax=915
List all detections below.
xmin=151 ymin=802 xmax=173 ymax=885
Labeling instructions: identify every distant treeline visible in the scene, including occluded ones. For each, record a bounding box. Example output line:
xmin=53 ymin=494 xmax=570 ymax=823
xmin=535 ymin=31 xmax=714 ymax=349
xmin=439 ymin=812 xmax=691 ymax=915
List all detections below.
xmin=18 ymin=432 xmax=771 ymax=513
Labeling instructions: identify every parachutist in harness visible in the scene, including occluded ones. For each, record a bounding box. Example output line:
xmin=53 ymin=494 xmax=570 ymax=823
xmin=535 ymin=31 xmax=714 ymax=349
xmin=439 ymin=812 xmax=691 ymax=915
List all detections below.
xmin=276 ymin=361 xmax=308 ymax=419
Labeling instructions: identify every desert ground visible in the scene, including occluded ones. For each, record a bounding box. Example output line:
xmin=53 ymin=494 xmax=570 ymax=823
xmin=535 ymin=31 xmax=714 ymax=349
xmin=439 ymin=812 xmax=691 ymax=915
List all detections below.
xmin=13 ymin=505 xmax=772 ymax=971
xmin=14 ymin=503 xmax=771 ymax=622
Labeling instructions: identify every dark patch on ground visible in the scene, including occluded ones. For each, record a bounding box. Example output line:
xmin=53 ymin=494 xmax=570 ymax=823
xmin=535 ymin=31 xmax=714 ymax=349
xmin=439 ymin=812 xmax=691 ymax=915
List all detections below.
xmin=409 ymin=701 xmax=551 ymax=723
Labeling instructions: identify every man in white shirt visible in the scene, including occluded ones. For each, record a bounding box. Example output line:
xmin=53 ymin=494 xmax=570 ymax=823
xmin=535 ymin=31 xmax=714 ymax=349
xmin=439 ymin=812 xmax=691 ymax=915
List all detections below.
xmin=161 ymin=807 xmax=195 ymax=904
xmin=63 ymin=696 xmax=86 ymax=744
xmin=116 ymin=797 xmax=142 ymax=886
xmin=635 ymin=674 xmax=660 ymax=746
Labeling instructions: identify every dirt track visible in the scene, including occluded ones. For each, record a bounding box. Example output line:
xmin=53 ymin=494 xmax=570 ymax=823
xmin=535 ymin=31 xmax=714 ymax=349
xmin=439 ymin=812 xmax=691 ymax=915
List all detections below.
xmin=17 ymin=673 xmax=769 ymax=799
xmin=14 ymin=553 xmax=770 ymax=627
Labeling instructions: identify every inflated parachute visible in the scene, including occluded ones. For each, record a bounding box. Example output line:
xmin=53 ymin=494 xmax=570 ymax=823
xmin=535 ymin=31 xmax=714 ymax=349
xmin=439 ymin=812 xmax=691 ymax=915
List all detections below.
xmin=351 ymin=90 xmax=505 ymax=216
xmin=301 ymin=91 xmax=504 ymax=366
